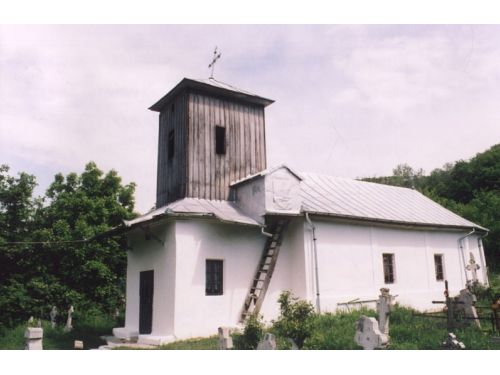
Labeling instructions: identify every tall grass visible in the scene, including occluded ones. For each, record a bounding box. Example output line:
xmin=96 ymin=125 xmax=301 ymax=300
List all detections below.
xmin=0 ymin=311 xmax=117 ymax=350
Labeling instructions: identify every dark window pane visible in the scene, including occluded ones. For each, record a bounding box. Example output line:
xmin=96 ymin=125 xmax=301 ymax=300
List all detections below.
xmin=434 ymin=254 xmax=444 ymax=281
xmin=215 ymin=126 xmax=226 ymax=155
xmin=168 ymin=130 xmax=175 ymax=160
xmin=206 ymin=259 xmax=223 ymax=295
xmin=383 ymin=253 xmax=395 ymax=284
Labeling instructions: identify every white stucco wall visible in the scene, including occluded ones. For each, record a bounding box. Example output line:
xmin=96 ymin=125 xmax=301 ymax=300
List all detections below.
xmin=121 ymin=215 xmax=488 ymax=341
xmin=124 ymin=220 xmax=176 ymax=338
xmin=173 ymin=219 xmax=266 ymax=339
xmin=304 ymin=217 xmax=488 ymax=312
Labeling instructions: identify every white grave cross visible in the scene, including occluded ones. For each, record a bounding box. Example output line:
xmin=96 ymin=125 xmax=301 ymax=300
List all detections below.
xmin=217 ymin=327 xmax=233 ymax=350
xmin=50 ymin=306 xmax=58 ymax=328
xmin=257 ymin=333 xmax=277 ymax=350
xmin=354 ymin=315 xmax=388 ymax=350
xmin=377 ymin=288 xmax=394 ymax=336
xmin=466 ymin=253 xmax=480 ymax=282
xmin=64 ymin=305 xmax=74 ymax=332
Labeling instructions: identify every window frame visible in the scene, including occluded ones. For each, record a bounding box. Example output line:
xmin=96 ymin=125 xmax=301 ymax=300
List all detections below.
xmin=382 ymin=253 xmax=396 ymax=284
xmin=168 ymin=130 xmax=175 ymax=160
xmin=434 ymin=253 xmax=445 ymax=281
xmin=215 ymin=126 xmax=226 ymax=155
xmin=205 ymin=259 xmax=223 ymax=296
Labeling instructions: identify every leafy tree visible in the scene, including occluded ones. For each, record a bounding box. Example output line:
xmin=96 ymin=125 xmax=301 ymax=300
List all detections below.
xmin=0 ymin=162 xmax=136 ymax=327
xmin=272 ymin=290 xmax=316 ymax=349
xmin=361 ymin=143 xmax=500 ymax=271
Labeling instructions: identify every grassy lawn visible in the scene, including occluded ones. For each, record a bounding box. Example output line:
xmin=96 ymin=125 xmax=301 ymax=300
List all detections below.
xmin=0 ymin=314 xmax=116 ymax=350
xmin=1 ymin=273 xmax=498 ymax=350
xmin=1 ymin=304 xmax=498 ymax=350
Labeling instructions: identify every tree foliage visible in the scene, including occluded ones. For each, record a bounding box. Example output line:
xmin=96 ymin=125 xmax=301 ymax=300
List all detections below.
xmin=272 ymin=290 xmax=316 ymax=349
xmin=362 ymin=144 xmax=500 ymax=270
xmin=0 ymin=162 xmax=136 ymax=328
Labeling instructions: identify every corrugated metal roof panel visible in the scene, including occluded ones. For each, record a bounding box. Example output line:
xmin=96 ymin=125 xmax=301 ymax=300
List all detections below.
xmin=300 ymin=173 xmax=485 ymax=230
xmin=124 ymin=198 xmax=261 ymax=228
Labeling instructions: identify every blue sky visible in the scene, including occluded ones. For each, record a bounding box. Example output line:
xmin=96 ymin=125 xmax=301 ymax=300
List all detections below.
xmin=1 ymin=25 xmax=500 ymax=213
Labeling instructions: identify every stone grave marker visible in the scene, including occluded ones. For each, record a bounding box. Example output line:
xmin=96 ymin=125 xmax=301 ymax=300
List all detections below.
xmin=354 ymin=315 xmax=388 ymax=350
xmin=376 ymin=288 xmax=394 ymax=335
xmin=457 ymin=289 xmax=481 ymax=328
xmin=64 ymin=305 xmax=74 ymax=332
xmin=442 ymin=333 xmax=465 ymax=349
xmin=74 ymin=340 xmax=84 ymax=350
xmin=257 ymin=333 xmax=277 ymax=350
xmin=466 ymin=253 xmax=480 ymax=283
xmin=50 ymin=306 xmax=58 ymax=328
xmin=218 ymin=327 xmax=233 ymax=350
xmin=25 ymin=327 xmax=43 ymax=350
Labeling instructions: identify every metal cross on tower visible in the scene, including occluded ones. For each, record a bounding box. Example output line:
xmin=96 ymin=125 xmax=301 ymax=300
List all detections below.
xmin=208 ymin=47 xmax=222 ymax=79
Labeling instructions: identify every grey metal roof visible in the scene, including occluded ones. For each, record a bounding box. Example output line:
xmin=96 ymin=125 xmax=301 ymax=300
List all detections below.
xmin=230 ymin=164 xmax=303 ymax=186
xmin=124 ymin=198 xmax=261 ymax=228
xmin=149 ymin=77 xmax=274 ymax=112
xmin=300 ymin=173 xmax=486 ymax=231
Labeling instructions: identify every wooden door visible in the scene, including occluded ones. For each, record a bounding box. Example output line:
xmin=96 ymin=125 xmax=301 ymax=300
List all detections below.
xmin=139 ymin=270 xmax=154 ymax=334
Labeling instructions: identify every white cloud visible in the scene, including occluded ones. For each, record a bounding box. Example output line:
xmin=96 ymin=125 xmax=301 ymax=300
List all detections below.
xmin=1 ymin=25 xmax=500 ymax=212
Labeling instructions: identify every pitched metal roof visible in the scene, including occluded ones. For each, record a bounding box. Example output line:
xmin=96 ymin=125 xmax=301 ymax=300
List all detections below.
xmin=117 ymin=170 xmax=485 ymax=233
xmin=230 ymin=164 xmax=303 ymax=186
xmin=124 ymin=198 xmax=261 ymax=228
xmin=149 ymin=77 xmax=274 ymax=112
xmin=300 ymin=173 xmax=486 ymax=231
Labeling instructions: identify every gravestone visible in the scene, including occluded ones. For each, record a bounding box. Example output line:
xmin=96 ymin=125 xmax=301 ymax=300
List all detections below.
xmin=442 ymin=333 xmax=465 ymax=349
xmin=377 ymin=288 xmax=394 ymax=335
xmin=25 ymin=327 xmax=43 ymax=350
xmin=456 ymin=289 xmax=481 ymax=328
xmin=354 ymin=315 xmax=388 ymax=350
xmin=218 ymin=327 xmax=233 ymax=350
xmin=64 ymin=305 xmax=74 ymax=332
xmin=50 ymin=306 xmax=58 ymax=328
xmin=466 ymin=253 xmax=480 ymax=283
xmin=257 ymin=333 xmax=277 ymax=350
xmin=287 ymin=338 xmax=299 ymax=350
xmin=74 ymin=340 xmax=84 ymax=350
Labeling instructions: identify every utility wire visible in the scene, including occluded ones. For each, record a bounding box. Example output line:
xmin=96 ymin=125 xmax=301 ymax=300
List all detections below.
xmin=0 ymin=238 xmax=90 ymax=246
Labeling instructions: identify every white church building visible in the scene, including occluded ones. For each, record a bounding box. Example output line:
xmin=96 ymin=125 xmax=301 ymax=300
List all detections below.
xmin=112 ymin=77 xmax=489 ymax=345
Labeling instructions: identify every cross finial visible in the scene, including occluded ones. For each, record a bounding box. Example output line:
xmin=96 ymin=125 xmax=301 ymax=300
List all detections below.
xmin=208 ymin=46 xmax=222 ymax=79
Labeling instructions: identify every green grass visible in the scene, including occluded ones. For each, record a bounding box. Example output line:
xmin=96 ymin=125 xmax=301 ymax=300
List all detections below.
xmin=158 ymin=336 xmax=218 ymax=350
xmin=0 ymin=314 xmax=116 ymax=350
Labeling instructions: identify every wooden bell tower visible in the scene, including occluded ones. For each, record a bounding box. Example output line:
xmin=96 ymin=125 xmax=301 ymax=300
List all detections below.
xmin=150 ymin=78 xmax=274 ymax=207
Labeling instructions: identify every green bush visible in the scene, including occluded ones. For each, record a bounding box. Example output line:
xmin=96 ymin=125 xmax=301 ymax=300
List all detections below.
xmin=272 ymin=290 xmax=315 ymax=349
xmin=233 ymin=314 xmax=264 ymax=350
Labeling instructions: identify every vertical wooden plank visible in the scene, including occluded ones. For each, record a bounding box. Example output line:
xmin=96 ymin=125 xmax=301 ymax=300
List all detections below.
xmin=203 ymin=95 xmax=210 ymax=199
xmin=254 ymin=106 xmax=261 ymax=173
xmin=193 ymin=94 xmax=200 ymax=199
xmin=261 ymin=108 xmax=267 ymax=169
xmin=238 ymin=103 xmax=245 ymax=180
xmin=213 ymin=97 xmax=220 ymax=200
xmin=187 ymin=93 xmax=194 ymax=197
xmin=249 ymin=106 xmax=256 ymax=173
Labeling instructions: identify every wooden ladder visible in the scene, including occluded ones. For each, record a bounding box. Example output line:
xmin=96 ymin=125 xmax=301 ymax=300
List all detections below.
xmin=240 ymin=217 xmax=289 ymax=323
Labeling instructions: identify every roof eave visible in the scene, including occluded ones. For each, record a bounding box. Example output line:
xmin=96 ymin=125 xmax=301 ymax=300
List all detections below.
xmin=149 ymin=78 xmax=274 ymax=112
xmin=301 ymin=211 xmax=489 ymax=233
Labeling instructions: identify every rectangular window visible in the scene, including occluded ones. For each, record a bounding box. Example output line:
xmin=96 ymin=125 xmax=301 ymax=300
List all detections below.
xmin=382 ymin=253 xmax=395 ymax=284
xmin=168 ymin=130 xmax=175 ymax=160
xmin=215 ymin=126 xmax=226 ymax=155
xmin=434 ymin=254 xmax=445 ymax=281
xmin=206 ymin=259 xmax=223 ymax=296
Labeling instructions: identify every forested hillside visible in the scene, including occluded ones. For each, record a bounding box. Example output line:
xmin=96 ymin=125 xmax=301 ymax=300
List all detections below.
xmin=0 ymin=162 xmax=136 ymax=329
xmin=362 ymin=144 xmax=500 ymax=270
